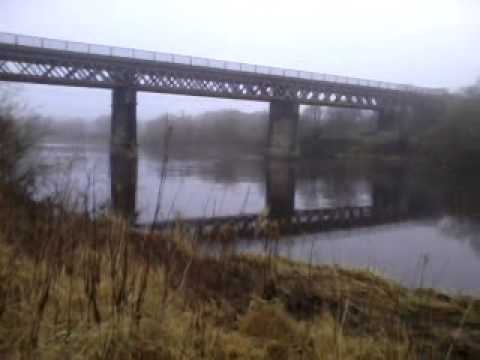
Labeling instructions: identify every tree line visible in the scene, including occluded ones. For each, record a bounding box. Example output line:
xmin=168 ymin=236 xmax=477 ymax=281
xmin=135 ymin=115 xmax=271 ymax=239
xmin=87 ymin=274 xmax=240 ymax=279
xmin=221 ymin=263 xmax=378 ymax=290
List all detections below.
xmin=3 ymin=78 xmax=480 ymax=164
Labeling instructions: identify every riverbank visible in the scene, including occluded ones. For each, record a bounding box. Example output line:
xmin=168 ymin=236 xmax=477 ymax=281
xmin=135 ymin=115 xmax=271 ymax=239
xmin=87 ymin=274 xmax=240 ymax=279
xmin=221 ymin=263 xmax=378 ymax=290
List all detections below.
xmin=1 ymin=187 xmax=480 ymax=359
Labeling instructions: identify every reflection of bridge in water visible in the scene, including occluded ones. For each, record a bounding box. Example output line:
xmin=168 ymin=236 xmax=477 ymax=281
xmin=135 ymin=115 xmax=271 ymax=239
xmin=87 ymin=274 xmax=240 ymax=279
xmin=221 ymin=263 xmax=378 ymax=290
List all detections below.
xmin=140 ymin=205 xmax=410 ymax=237
xmin=111 ymin=151 xmax=423 ymax=236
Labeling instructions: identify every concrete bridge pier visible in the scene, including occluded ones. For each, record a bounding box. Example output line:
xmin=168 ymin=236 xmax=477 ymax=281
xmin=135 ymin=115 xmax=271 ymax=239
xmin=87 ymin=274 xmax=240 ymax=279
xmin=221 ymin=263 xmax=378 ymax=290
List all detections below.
xmin=111 ymin=87 xmax=137 ymax=155
xmin=371 ymin=166 xmax=409 ymax=217
xmin=265 ymin=160 xmax=295 ymax=217
xmin=267 ymin=100 xmax=300 ymax=159
xmin=378 ymin=106 xmax=413 ymax=134
xmin=110 ymin=86 xmax=138 ymax=220
xmin=378 ymin=108 xmax=399 ymax=132
xmin=110 ymin=151 xmax=138 ymax=220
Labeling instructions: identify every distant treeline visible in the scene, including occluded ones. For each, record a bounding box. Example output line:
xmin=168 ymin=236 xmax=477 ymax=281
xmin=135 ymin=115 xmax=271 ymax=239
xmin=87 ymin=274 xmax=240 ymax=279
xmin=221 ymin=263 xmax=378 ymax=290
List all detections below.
xmin=140 ymin=107 xmax=377 ymax=157
xmin=41 ymin=115 xmax=110 ymax=144
xmin=415 ymin=80 xmax=480 ymax=174
xmin=37 ymin=78 xmax=480 ymax=162
xmin=141 ymin=109 xmax=269 ymax=155
xmin=298 ymin=107 xmax=377 ymax=157
xmin=40 ymin=106 xmax=379 ymax=157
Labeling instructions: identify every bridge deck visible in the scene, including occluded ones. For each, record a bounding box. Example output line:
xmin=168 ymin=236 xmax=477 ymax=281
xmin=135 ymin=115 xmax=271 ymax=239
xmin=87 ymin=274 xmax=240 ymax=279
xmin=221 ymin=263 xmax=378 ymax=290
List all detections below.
xmin=0 ymin=32 xmax=445 ymax=109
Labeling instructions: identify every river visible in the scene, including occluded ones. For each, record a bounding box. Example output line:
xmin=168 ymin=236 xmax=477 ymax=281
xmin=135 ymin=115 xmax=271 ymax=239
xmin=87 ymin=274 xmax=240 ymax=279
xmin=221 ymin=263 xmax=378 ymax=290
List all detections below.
xmin=34 ymin=143 xmax=480 ymax=294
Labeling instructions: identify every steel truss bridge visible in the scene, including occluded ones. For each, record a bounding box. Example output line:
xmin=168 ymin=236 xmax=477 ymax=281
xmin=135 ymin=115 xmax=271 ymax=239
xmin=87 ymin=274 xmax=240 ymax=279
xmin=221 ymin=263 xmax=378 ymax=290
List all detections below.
xmin=0 ymin=32 xmax=445 ymax=110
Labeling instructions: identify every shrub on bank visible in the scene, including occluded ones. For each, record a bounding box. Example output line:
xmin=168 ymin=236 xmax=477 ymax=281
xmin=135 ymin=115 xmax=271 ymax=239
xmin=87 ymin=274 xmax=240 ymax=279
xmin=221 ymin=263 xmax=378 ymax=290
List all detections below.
xmin=0 ymin=85 xmax=42 ymax=193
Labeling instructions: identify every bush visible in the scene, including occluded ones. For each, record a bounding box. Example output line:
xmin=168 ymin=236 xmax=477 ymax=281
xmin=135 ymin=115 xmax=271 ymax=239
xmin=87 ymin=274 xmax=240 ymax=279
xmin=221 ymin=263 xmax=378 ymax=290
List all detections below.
xmin=417 ymin=85 xmax=480 ymax=174
xmin=0 ymin=85 xmax=42 ymax=193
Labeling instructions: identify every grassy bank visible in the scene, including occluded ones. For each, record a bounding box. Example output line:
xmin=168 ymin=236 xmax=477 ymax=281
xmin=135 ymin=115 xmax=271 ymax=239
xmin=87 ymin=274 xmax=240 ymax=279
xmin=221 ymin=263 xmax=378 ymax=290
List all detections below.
xmin=1 ymin=187 xmax=480 ymax=359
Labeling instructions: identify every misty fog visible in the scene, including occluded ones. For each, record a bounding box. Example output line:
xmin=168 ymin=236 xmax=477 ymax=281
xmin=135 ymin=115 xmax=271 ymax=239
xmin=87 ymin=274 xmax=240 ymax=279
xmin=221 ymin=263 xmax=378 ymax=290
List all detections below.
xmin=1 ymin=0 xmax=479 ymax=121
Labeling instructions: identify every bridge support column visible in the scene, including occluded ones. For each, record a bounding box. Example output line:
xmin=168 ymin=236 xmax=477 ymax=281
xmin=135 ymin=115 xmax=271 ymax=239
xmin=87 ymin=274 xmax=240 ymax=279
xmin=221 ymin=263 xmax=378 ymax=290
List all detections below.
xmin=371 ymin=166 xmax=409 ymax=217
xmin=378 ymin=106 xmax=413 ymax=133
xmin=111 ymin=87 xmax=137 ymax=154
xmin=266 ymin=160 xmax=295 ymax=217
xmin=110 ymin=87 xmax=137 ymax=220
xmin=267 ymin=100 xmax=299 ymax=159
xmin=110 ymin=150 xmax=138 ymax=220
xmin=378 ymin=108 xmax=398 ymax=132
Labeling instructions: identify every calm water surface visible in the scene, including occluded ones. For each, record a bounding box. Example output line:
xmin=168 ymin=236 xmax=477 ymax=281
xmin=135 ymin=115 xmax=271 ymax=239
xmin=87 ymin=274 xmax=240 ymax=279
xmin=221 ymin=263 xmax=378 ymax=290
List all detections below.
xmin=35 ymin=143 xmax=480 ymax=294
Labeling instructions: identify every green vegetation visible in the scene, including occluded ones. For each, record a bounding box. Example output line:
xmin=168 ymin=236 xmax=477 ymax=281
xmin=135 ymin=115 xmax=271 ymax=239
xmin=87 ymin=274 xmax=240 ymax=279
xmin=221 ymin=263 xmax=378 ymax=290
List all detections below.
xmin=415 ymin=82 xmax=480 ymax=174
xmin=0 ymin=85 xmax=43 ymax=193
xmin=139 ymin=107 xmax=378 ymax=159
xmin=299 ymin=107 xmax=377 ymax=158
xmin=141 ymin=110 xmax=269 ymax=156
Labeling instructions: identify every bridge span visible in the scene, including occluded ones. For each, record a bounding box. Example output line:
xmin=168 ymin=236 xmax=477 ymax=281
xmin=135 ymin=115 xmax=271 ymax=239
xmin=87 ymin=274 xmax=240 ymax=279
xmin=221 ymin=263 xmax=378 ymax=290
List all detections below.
xmin=0 ymin=32 xmax=446 ymax=158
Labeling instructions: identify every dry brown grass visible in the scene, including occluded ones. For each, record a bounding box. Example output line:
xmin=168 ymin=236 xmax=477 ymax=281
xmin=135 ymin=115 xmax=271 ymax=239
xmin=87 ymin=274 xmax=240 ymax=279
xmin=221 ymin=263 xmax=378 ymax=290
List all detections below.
xmin=0 ymin=186 xmax=480 ymax=359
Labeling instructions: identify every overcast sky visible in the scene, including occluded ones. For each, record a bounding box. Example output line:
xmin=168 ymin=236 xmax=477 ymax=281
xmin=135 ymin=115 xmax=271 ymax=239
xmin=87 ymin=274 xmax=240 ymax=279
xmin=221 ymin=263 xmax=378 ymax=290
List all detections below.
xmin=1 ymin=0 xmax=479 ymax=121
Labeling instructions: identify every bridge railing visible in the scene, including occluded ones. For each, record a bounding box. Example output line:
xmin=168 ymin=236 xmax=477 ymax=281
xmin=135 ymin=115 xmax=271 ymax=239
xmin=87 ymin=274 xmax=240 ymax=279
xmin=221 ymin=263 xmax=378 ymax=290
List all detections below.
xmin=0 ymin=32 xmax=446 ymax=96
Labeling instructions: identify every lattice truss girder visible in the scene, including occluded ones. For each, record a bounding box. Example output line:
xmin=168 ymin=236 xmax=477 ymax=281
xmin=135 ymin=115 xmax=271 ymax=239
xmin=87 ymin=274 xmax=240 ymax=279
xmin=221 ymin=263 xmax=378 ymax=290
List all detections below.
xmin=132 ymin=68 xmax=395 ymax=108
xmin=0 ymin=58 xmax=117 ymax=83
xmin=0 ymin=56 xmax=402 ymax=108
